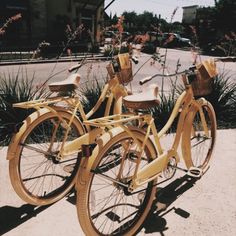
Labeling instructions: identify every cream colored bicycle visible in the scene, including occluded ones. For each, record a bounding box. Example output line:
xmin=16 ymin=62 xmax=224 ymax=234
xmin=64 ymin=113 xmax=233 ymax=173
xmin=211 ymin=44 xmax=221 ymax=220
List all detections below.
xmin=7 ymin=53 xmax=136 ymax=205
xmin=76 ymin=59 xmax=218 ymax=235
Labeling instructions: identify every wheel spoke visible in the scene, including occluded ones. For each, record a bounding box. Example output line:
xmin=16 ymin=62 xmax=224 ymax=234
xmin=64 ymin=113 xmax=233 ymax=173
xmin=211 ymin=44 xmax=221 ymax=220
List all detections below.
xmin=78 ymin=133 xmax=156 ymax=235
xmin=187 ymin=103 xmax=216 ymax=168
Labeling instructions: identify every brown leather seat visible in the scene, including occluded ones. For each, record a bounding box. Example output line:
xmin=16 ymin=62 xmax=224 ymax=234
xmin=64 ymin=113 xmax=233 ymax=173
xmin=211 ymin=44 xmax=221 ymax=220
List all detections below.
xmin=48 ymin=74 xmax=81 ymax=92
xmin=123 ymin=84 xmax=160 ymax=110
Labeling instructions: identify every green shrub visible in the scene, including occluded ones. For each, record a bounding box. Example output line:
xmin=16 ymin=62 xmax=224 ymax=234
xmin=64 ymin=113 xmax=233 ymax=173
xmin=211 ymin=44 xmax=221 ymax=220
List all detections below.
xmin=79 ymin=79 xmax=108 ymax=119
xmin=176 ymin=72 xmax=236 ymax=129
xmin=206 ymin=73 xmax=236 ymax=128
xmin=0 ymin=68 xmax=48 ymax=145
xmin=150 ymin=93 xmax=177 ymax=133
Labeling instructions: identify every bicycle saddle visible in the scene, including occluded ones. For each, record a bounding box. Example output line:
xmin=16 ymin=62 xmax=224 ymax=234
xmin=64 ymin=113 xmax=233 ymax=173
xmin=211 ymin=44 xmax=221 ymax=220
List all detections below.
xmin=123 ymin=84 xmax=160 ymax=110
xmin=48 ymin=73 xmax=81 ymax=92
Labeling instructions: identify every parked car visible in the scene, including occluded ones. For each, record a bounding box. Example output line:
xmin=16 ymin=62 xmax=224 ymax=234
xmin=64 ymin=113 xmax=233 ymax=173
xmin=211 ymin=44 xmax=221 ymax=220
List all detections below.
xmin=146 ymin=31 xmax=162 ymax=46
xmin=103 ymin=31 xmax=131 ymax=43
xmin=161 ymin=33 xmax=192 ymax=48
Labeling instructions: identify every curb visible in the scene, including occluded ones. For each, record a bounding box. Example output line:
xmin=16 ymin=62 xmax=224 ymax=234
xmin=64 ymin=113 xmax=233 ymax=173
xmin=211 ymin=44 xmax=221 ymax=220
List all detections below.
xmin=0 ymin=54 xmax=110 ymax=66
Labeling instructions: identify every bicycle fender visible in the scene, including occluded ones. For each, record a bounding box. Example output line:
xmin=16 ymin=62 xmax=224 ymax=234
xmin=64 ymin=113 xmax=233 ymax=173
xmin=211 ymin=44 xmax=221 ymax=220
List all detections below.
xmin=76 ymin=126 xmax=157 ymax=188
xmin=76 ymin=126 xmax=124 ymax=187
xmin=6 ymin=107 xmax=84 ymax=160
xmin=7 ymin=108 xmax=50 ymax=160
xmin=181 ymin=98 xmax=212 ymax=168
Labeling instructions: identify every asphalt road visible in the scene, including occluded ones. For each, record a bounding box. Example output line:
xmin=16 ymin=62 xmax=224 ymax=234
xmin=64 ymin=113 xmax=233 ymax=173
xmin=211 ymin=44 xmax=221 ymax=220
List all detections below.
xmin=0 ymin=49 xmax=235 ymax=94
xmin=0 ymin=129 xmax=236 ymax=236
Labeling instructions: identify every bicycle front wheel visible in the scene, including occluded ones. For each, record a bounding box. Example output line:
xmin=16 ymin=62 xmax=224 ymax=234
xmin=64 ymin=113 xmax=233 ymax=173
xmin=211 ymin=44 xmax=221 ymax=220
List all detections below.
xmin=182 ymin=102 xmax=216 ymax=169
xmin=9 ymin=109 xmax=85 ymax=205
xmin=76 ymin=128 xmax=157 ymax=236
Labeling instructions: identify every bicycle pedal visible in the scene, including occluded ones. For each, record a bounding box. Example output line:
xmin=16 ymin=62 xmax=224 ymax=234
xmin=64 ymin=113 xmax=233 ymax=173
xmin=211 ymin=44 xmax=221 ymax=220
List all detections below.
xmin=187 ymin=167 xmax=202 ymax=178
xmin=63 ymin=164 xmax=75 ymax=173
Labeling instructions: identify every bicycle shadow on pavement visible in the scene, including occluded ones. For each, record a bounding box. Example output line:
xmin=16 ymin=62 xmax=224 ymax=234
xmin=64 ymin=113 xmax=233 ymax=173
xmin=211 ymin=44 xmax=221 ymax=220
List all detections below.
xmin=142 ymin=174 xmax=198 ymax=234
xmin=0 ymin=204 xmax=51 ymax=235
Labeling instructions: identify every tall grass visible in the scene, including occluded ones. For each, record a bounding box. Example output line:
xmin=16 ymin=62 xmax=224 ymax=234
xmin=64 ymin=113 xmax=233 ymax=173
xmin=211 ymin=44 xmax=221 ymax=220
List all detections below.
xmin=79 ymin=79 xmax=109 ymax=119
xmin=207 ymin=72 xmax=236 ymax=128
xmin=176 ymin=71 xmax=236 ymax=129
xmin=0 ymin=68 xmax=49 ymax=145
xmin=150 ymin=93 xmax=177 ymax=133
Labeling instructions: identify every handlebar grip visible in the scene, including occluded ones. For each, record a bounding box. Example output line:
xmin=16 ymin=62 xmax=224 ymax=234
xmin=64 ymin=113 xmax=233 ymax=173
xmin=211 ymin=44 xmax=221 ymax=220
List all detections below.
xmin=68 ymin=63 xmax=82 ymax=72
xmin=131 ymin=56 xmax=139 ymax=64
xmin=139 ymin=76 xmax=153 ymax=85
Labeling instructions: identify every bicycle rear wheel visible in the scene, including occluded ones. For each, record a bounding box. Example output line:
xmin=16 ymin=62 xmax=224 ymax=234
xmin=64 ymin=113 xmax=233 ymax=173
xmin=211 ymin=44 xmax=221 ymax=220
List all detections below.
xmin=183 ymin=102 xmax=216 ymax=169
xmin=76 ymin=129 xmax=157 ymax=236
xmin=9 ymin=109 xmax=85 ymax=205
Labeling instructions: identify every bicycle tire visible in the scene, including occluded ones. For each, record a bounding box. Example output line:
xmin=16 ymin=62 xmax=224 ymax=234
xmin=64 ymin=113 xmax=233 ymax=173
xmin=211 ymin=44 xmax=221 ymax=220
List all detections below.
xmin=76 ymin=128 xmax=157 ymax=236
xmin=9 ymin=108 xmax=85 ymax=205
xmin=182 ymin=101 xmax=216 ymax=170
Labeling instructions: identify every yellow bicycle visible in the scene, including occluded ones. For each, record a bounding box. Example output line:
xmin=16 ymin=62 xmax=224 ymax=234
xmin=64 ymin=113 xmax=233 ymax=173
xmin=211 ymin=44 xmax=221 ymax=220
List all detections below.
xmin=7 ymin=53 xmax=135 ymax=205
xmin=76 ymin=59 xmax=218 ymax=235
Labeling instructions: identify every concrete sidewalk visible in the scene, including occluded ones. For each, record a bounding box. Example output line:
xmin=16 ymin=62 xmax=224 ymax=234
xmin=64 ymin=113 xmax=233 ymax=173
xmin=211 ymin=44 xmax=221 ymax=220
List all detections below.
xmin=0 ymin=129 xmax=236 ymax=236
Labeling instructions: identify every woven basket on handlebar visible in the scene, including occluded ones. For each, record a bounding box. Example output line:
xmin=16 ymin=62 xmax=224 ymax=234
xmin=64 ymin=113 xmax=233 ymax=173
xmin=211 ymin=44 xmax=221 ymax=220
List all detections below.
xmin=106 ymin=53 xmax=133 ymax=84
xmin=186 ymin=59 xmax=217 ymax=97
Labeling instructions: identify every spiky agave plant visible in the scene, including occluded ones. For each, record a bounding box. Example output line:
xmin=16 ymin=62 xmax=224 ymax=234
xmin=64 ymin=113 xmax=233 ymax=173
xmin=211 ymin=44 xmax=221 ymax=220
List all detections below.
xmin=150 ymin=92 xmax=177 ymax=133
xmin=206 ymin=72 xmax=236 ymax=128
xmin=79 ymin=78 xmax=107 ymax=119
xmin=0 ymin=68 xmax=49 ymax=145
xmin=176 ymin=71 xmax=236 ymax=129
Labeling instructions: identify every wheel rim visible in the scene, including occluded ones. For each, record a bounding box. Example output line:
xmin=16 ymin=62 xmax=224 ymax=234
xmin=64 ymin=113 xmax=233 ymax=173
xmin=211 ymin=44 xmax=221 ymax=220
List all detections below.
xmin=88 ymin=138 xmax=154 ymax=235
xmin=18 ymin=115 xmax=81 ymax=200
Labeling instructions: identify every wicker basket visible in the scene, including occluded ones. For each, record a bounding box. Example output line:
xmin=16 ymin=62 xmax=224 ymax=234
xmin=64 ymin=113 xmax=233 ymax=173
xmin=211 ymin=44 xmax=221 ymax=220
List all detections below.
xmin=106 ymin=53 xmax=133 ymax=84
xmin=186 ymin=59 xmax=217 ymax=97
xmin=190 ymin=71 xmax=214 ymax=97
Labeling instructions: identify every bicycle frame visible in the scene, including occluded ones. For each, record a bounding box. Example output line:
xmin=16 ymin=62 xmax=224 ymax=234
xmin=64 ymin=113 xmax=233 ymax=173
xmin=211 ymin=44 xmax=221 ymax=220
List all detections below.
xmin=82 ymin=83 xmax=211 ymax=191
xmin=7 ymin=76 xmax=128 ymax=161
xmin=128 ymin=86 xmax=209 ymax=190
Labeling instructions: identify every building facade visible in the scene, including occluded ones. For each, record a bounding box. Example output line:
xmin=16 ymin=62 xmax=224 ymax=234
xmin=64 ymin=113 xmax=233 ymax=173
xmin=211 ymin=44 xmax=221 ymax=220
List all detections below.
xmin=0 ymin=0 xmax=105 ymax=49
xmin=182 ymin=5 xmax=198 ymax=24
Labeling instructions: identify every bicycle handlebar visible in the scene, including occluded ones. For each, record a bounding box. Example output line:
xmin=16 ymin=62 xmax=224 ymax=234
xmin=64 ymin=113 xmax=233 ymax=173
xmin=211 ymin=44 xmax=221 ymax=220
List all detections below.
xmin=139 ymin=56 xmax=235 ymax=85
xmin=139 ymin=69 xmax=192 ymax=85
